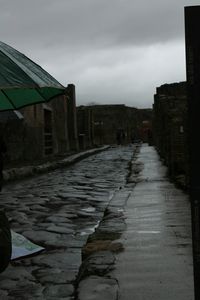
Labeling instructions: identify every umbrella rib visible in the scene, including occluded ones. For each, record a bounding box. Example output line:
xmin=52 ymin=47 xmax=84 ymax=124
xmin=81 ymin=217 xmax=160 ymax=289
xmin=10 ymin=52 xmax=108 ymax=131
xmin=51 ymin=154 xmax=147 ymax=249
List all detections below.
xmin=0 ymin=44 xmax=57 ymax=88
xmin=35 ymin=87 xmax=66 ymax=102
xmin=1 ymin=89 xmax=17 ymax=110
xmin=0 ymin=46 xmax=55 ymax=91
xmin=35 ymin=88 xmax=48 ymax=101
xmin=0 ymin=88 xmax=65 ymax=112
xmin=0 ymin=42 xmax=66 ymax=111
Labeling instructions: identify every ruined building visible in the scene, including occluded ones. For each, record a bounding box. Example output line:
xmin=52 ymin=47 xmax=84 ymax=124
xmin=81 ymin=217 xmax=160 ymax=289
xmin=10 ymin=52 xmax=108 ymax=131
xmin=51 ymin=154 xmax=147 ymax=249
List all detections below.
xmin=0 ymin=84 xmax=78 ymax=166
xmin=1 ymin=83 xmax=153 ymax=167
xmin=153 ymin=81 xmax=188 ymax=188
xmin=77 ymin=104 xmax=153 ymax=147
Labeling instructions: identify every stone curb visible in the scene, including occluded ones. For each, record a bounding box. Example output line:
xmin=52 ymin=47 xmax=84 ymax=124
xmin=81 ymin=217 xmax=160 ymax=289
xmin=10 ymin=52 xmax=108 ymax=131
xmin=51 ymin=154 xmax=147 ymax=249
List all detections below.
xmin=75 ymin=190 xmax=131 ymax=300
xmin=3 ymin=146 xmax=110 ymax=182
xmin=75 ymin=143 xmax=142 ymax=300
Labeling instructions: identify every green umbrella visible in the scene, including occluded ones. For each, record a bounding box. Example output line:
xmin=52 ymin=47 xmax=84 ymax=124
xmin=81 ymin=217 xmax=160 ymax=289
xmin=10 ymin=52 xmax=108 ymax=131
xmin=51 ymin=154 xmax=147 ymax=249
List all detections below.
xmin=0 ymin=41 xmax=65 ymax=111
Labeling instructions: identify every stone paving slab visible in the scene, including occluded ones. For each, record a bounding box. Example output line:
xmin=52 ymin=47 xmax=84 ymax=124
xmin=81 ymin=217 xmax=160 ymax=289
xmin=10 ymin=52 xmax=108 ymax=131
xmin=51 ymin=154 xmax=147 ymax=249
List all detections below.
xmin=76 ymin=186 xmax=133 ymax=300
xmin=0 ymin=145 xmax=135 ymax=299
xmin=3 ymin=146 xmax=110 ymax=182
xmin=77 ymin=276 xmax=119 ymax=300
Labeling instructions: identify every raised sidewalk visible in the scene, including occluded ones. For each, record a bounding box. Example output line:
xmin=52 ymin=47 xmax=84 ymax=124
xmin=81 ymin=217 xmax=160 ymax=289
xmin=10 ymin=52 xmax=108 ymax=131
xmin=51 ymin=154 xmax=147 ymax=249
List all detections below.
xmin=77 ymin=144 xmax=194 ymax=300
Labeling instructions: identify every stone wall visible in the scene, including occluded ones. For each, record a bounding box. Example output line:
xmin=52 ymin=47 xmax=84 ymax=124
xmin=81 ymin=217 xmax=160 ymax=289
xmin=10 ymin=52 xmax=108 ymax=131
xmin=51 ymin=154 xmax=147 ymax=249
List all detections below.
xmin=153 ymin=82 xmax=188 ymax=187
xmin=1 ymin=93 xmax=73 ymax=167
xmin=77 ymin=104 xmax=153 ymax=146
xmin=66 ymin=84 xmax=79 ymax=151
xmin=77 ymin=107 xmax=94 ymax=149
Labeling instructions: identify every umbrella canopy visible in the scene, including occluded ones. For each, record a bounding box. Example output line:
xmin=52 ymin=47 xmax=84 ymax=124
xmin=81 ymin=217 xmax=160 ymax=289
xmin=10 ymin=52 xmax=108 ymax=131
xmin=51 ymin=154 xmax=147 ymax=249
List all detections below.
xmin=0 ymin=41 xmax=65 ymax=111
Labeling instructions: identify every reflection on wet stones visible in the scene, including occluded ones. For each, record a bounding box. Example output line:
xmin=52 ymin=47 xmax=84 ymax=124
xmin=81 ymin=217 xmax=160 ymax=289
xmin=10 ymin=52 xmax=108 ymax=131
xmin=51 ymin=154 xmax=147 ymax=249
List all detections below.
xmin=82 ymin=240 xmax=123 ymax=259
xmin=78 ymin=251 xmax=116 ymax=280
xmin=77 ymin=192 xmax=127 ymax=287
xmin=77 ymin=276 xmax=119 ymax=300
xmin=0 ymin=146 xmax=134 ymax=299
xmin=46 ymin=225 xmax=74 ymax=234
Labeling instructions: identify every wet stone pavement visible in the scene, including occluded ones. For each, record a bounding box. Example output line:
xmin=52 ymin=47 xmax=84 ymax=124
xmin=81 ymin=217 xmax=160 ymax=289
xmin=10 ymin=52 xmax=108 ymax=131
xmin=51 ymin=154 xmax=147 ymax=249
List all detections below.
xmin=0 ymin=145 xmax=134 ymax=299
xmin=75 ymin=144 xmax=194 ymax=300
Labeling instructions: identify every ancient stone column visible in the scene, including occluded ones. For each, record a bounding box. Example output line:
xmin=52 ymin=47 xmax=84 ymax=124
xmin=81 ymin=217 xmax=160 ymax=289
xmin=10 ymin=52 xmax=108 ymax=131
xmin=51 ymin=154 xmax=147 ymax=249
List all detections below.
xmin=66 ymin=84 xmax=79 ymax=151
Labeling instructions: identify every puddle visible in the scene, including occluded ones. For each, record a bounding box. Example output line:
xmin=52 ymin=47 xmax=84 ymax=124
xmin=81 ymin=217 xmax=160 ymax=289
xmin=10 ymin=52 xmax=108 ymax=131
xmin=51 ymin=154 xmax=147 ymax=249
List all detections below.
xmin=80 ymin=221 xmax=100 ymax=236
xmin=133 ymin=230 xmax=161 ymax=234
xmin=81 ymin=207 xmax=96 ymax=213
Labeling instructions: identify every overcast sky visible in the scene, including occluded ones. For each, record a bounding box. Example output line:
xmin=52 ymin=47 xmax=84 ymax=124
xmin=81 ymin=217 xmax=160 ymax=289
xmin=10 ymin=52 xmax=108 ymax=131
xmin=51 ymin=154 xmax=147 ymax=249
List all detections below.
xmin=0 ymin=0 xmax=199 ymax=108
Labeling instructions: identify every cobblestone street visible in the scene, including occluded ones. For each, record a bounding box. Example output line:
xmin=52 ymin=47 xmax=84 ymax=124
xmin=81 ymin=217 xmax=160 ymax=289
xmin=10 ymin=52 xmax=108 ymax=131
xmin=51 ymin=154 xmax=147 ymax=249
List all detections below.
xmin=0 ymin=145 xmax=134 ymax=299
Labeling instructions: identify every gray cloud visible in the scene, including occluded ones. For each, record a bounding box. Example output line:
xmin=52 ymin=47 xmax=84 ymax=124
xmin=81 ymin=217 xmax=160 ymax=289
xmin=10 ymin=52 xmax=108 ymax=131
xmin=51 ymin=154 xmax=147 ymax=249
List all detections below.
xmin=0 ymin=0 xmax=198 ymax=107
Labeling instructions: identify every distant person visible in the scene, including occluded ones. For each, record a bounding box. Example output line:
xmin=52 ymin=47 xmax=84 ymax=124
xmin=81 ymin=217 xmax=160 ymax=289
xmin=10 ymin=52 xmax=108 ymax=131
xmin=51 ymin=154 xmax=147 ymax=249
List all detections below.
xmin=147 ymin=129 xmax=153 ymax=146
xmin=0 ymin=135 xmax=7 ymax=192
xmin=122 ymin=131 xmax=126 ymax=144
xmin=116 ymin=130 xmax=122 ymax=145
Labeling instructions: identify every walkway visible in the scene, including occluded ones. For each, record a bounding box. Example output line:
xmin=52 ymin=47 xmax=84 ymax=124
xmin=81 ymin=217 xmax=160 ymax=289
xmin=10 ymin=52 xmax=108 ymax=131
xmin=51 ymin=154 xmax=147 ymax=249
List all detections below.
xmin=77 ymin=144 xmax=194 ymax=300
xmin=113 ymin=144 xmax=194 ymax=299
